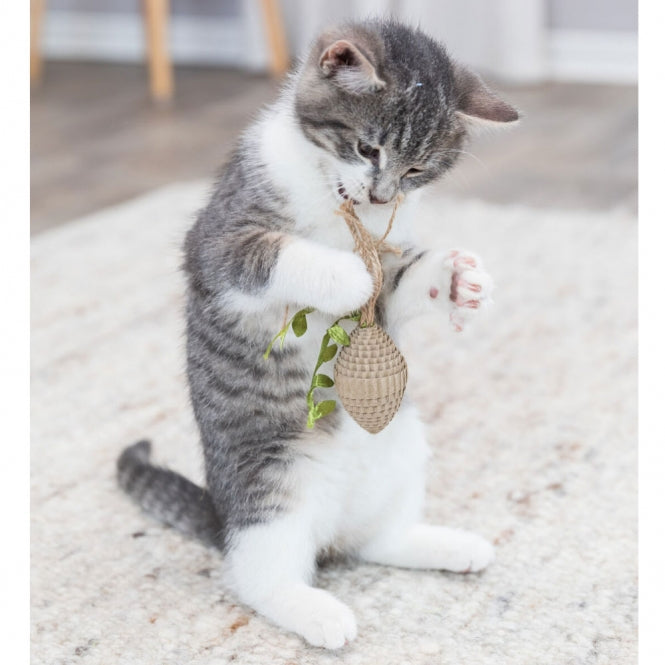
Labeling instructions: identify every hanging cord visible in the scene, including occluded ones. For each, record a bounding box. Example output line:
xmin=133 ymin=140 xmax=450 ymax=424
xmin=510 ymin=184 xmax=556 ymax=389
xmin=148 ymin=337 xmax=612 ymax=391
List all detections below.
xmin=335 ymin=194 xmax=404 ymax=327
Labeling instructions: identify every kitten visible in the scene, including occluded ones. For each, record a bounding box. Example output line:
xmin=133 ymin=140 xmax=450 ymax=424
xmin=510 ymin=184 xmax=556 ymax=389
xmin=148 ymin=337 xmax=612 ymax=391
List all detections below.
xmin=117 ymin=19 xmax=518 ymax=649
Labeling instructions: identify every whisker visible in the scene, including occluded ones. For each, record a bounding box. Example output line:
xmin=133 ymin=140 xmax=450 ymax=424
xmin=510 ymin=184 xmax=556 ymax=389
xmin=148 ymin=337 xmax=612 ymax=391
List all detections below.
xmin=442 ymin=148 xmax=488 ymax=170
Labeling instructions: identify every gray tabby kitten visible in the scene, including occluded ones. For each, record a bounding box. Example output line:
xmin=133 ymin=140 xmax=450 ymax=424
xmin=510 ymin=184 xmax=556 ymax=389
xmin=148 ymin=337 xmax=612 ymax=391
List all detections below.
xmin=118 ymin=19 xmax=518 ymax=649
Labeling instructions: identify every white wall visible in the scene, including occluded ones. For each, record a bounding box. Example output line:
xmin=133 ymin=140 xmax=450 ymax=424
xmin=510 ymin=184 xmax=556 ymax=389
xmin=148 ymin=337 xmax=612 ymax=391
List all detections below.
xmin=48 ymin=0 xmax=241 ymax=17
xmin=41 ymin=0 xmax=267 ymax=69
xmin=546 ymin=0 xmax=637 ymax=82
xmin=47 ymin=0 xmax=638 ymax=30
xmin=40 ymin=0 xmax=637 ymax=84
xmin=548 ymin=0 xmax=637 ymax=31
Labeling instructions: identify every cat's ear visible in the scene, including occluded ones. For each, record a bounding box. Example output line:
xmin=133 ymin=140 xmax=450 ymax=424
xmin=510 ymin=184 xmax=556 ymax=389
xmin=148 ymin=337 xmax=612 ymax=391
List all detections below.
xmin=319 ymin=39 xmax=386 ymax=95
xmin=453 ymin=64 xmax=520 ymax=128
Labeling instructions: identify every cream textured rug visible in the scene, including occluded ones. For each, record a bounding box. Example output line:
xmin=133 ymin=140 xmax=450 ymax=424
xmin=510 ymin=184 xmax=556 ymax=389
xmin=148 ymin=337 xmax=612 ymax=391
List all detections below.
xmin=31 ymin=182 xmax=637 ymax=665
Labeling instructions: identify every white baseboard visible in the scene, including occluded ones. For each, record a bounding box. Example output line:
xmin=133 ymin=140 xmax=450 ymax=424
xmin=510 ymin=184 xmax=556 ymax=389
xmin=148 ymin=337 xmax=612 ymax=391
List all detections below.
xmin=547 ymin=29 xmax=637 ymax=84
xmin=42 ymin=10 xmax=268 ymax=69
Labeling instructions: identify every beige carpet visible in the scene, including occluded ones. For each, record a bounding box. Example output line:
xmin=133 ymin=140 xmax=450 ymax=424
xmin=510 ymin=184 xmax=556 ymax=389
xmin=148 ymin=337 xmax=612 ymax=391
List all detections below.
xmin=31 ymin=181 xmax=637 ymax=665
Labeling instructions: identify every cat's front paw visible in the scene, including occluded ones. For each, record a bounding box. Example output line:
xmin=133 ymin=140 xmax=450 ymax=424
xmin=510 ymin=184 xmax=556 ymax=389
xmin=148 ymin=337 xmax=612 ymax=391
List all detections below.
xmin=438 ymin=250 xmax=494 ymax=331
xmin=274 ymin=240 xmax=374 ymax=316
xmin=319 ymin=250 xmax=375 ymax=315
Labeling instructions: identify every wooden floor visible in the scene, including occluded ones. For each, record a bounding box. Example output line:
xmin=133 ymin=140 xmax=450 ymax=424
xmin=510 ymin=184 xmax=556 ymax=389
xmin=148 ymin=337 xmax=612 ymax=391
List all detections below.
xmin=30 ymin=62 xmax=637 ymax=235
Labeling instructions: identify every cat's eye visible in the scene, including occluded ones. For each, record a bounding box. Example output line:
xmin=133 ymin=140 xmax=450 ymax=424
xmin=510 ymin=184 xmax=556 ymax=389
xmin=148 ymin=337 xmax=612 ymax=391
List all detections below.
xmin=357 ymin=140 xmax=380 ymax=165
xmin=404 ymin=167 xmax=424 ymax=178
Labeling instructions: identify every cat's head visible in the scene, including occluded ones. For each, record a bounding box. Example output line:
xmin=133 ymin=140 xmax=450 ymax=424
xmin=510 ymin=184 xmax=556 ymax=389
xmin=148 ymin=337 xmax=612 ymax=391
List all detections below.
xmin=294 ymin=20 xmax=519 ymax=206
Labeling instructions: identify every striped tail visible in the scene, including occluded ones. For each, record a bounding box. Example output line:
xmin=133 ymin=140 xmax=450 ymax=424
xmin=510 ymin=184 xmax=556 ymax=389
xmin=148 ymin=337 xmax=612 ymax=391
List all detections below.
xmin=116 ymin=440 xmax=223 ymax=548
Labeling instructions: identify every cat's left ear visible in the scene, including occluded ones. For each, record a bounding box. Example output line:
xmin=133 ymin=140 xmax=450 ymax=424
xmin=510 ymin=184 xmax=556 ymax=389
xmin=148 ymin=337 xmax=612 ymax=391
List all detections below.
xmin=319 ymin=39 xmax=386 ymax=95
xmin=453 ymin=64 xmax=520 ymax=128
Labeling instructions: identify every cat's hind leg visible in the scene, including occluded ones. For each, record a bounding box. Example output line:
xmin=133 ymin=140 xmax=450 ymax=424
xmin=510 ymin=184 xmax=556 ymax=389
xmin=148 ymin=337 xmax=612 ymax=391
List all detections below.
xmin=223 ymin=513 xmax=357 ymax=649
xmin=355 ymin=461 xmax=494 ymax=573
xmin=359 ymin=522 xmax=495 ymax=573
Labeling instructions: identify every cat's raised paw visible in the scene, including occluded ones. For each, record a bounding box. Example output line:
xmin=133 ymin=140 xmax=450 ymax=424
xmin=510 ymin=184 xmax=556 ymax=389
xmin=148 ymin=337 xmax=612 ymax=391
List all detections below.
xmin=273 ymin=240 xmax=374 ymax=316
xmin=443 ymin=250 xmax=494 ymax=331
xmin=328 ymin=252 xmax=375 ymax=314
xmin=314 ymin=249 xmax=375 ymax=316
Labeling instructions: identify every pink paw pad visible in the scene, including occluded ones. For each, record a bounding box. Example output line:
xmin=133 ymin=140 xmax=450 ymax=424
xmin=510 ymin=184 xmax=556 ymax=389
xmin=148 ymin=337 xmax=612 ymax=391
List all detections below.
xmin=454 ymin=256 xmax=477 ymax=269
xmin=444 ymin=250 xmax=493 ymax=332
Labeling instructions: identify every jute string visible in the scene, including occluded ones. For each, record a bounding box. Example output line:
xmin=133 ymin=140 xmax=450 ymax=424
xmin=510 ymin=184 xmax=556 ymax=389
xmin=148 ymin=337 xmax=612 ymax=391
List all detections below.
xmin=335 ymin=195 xmax=404 ymax=327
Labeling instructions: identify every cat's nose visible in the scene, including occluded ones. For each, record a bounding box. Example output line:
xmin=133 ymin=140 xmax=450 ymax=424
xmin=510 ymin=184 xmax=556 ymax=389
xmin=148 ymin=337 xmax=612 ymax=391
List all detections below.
xmin=369 ymin=191 xmax=391 ymax=205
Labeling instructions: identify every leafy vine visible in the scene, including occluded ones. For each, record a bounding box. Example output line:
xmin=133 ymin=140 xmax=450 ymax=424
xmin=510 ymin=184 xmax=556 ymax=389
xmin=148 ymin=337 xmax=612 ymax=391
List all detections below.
xmin=264 ymin=308 xmax=360 ymax=427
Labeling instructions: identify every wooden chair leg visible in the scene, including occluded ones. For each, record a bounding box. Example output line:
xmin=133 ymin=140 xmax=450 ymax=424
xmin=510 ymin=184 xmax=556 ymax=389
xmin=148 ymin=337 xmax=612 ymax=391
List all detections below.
xmin=259 ymin=0 xmax=290 ymax=78
xmin=142 ymin=0 xmax=174 ymax=102
xmin=31 ymin=0 xmax=45 ymax=84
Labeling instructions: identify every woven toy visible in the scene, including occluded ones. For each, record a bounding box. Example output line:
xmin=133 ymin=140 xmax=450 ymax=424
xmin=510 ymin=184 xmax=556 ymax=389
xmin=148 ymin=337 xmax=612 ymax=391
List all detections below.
xmin=332 ymin=199 xmax=408 ymax=433
xmin=264 ymin=198 xmax=408 ymax=433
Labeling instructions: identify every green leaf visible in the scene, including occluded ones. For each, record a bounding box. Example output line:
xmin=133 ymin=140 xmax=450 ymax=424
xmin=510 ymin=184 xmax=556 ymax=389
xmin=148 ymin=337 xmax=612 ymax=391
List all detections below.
xmin=315 ymin=400 xmax=337 ymax=418
xmin=291 ymin=312 xmax=308 ymax=337
xmin=313 ymin=373 xmax=334 ymax=388
xmin=321 ymin=344 xmax=338 ymax=362
xmin=265 ymin=306 xmax=345 ymax=429
xmin=328 ymin=324 xmax=351 ymax=346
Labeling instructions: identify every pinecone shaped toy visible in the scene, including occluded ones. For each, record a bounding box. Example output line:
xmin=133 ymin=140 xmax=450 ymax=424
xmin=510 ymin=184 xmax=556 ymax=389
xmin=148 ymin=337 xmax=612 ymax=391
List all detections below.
xmin=333 ymin=200 xmax=408 ymax=433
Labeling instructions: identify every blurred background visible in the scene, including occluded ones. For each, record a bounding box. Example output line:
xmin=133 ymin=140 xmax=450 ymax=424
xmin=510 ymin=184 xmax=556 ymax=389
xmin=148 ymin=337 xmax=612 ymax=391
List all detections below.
xmin=30 ymin=0 xmax=637 ymax=234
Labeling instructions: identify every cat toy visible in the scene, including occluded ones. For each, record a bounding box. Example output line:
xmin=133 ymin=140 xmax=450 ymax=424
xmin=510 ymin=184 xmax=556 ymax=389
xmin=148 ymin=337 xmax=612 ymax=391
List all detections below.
xmin=332 ymin=199 xmax=408 ymax=433
xmin=265 ymin=198 xmax=408 ymax=434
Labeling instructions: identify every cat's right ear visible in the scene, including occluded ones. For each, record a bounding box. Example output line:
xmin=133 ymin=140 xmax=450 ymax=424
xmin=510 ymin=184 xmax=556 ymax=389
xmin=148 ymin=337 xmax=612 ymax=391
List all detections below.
xmin=452 ymin=64 xmax=520 ymax=130
xmin=319 ymin=40 xmax=385 ymax=95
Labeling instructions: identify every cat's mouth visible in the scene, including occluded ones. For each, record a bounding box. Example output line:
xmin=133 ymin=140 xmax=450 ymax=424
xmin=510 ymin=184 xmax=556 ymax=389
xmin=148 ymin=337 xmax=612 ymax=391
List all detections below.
xmin=336 ymin=182 xmax=360 ymax=206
